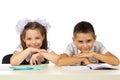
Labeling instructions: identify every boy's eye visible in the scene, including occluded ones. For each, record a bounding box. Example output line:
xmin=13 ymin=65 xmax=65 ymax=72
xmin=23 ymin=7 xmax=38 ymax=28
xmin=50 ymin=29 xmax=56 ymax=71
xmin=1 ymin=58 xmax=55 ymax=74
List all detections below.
xmin=78 ymin=41 xmax=83 ymax=43
xmin=87 ymin=39 xmax=92 ymax=43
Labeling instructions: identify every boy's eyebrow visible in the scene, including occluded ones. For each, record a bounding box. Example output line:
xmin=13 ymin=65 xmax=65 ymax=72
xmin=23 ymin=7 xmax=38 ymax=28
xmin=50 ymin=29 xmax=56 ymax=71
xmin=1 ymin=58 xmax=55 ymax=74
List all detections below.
xmin=87 ymin=39 xmax=92 ymax=40
xmin=77 ymin=40 xmax=83 ymax=42
xmin=87 ymin=39 xmax=92 ymax=42
xmin=77 ymin=39 xmax=92 ymax=41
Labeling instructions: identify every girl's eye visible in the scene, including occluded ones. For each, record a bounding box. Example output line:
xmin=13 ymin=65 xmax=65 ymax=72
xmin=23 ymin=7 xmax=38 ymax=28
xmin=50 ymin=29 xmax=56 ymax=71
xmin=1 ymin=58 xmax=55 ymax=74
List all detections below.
xmin=36 ymin=37 xmax=40 ymax=39
xmin=27 ymin=38 xmax=31 ymax=40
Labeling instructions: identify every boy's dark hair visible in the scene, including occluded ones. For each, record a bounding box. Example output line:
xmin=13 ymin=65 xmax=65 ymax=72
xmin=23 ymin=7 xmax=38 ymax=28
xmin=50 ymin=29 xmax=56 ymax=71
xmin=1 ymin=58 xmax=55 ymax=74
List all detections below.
xmin=73 ymin=21 xmax=95 ymax=36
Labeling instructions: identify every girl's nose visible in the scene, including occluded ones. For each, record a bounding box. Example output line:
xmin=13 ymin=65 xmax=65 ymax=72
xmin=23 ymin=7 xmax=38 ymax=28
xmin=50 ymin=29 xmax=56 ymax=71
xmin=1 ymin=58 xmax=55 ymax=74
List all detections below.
xmin=31 ymin=40 xmax=36 ymax=44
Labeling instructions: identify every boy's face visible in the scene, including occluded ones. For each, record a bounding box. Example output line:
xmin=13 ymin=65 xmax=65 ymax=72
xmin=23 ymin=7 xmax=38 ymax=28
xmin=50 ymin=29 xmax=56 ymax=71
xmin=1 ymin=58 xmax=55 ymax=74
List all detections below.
xmin=23 ymin=29 xmax=44 ymax=49
xmin=73 ymin=32 xmax=96 ymax=53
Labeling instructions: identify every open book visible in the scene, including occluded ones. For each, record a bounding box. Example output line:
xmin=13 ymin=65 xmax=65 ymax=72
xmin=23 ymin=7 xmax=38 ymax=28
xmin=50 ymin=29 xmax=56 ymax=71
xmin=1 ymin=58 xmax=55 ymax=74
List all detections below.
xmin=61 ymin=63 xmax=118 ymax=70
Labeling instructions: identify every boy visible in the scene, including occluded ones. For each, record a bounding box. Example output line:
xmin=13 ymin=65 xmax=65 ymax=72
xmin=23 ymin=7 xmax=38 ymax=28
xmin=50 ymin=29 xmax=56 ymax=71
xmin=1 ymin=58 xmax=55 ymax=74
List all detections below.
xmin=56 ymin=21 xmax=119 ymax=66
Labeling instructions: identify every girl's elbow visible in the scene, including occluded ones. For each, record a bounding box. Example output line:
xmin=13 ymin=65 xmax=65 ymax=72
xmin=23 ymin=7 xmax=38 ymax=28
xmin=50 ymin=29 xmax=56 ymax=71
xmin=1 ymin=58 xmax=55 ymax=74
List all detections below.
xmin=10 ymin=60 xmax=19 ymax=66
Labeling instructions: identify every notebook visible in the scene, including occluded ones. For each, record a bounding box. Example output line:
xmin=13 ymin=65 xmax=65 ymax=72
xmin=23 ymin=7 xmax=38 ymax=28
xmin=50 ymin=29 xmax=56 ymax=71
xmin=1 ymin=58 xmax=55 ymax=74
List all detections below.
xmin=10 ymin=65 xmax=44 ymax=70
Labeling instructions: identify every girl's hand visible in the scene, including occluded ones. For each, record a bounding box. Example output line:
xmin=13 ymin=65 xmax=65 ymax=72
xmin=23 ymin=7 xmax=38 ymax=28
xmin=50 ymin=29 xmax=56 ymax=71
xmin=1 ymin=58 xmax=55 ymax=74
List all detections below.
xmin=30 ymin=48 xmax=48 ymax=54
xmin=30 ymin=53 xmax=43 ymax=65
xmin=29 ymin=49 xmax=48 ymax=65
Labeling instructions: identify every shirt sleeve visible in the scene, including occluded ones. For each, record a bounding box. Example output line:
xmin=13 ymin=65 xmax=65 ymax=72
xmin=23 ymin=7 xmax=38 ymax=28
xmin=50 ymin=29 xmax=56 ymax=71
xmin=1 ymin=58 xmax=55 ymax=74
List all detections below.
xmin=94 ymin=41 xmax=108 ymax=54
xmin=15 ymin=44 xmax=23 ymax=52
xmin=47 ymin=48 xmax=53 ymax=53
xmin=14 ymin=44 xmax=31 ymax=62
xmin=98 ymin=42 xmax=108 ymax=54
xmin=64 ymin=43 xmax=75 ymax=56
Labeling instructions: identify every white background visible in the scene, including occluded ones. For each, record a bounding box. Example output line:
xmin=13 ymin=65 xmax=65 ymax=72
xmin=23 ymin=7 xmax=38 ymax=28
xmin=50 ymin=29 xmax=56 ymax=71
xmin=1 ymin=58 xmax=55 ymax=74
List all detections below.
xmin=0 ymin=0 xmax=120 ymax=63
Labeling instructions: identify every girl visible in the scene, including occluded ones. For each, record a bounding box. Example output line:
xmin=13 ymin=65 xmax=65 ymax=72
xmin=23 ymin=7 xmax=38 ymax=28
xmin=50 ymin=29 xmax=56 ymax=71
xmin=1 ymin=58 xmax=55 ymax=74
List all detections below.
xmin=10 ymin=18 xmax=59 ymax=66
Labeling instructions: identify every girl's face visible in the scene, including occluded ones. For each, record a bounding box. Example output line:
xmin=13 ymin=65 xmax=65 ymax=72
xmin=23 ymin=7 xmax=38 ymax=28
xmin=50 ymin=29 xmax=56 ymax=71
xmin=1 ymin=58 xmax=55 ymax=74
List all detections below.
xmin=23 ymin=29 xmax=44 ymax=49
xmin=73 ymin=32 xmax=96 ymax=53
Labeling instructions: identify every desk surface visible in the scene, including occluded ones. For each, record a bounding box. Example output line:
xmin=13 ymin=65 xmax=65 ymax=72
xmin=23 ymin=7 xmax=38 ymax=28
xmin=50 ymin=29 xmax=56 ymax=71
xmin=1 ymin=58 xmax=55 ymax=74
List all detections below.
xmin=0 ymin=64 xmax=120 ymax=80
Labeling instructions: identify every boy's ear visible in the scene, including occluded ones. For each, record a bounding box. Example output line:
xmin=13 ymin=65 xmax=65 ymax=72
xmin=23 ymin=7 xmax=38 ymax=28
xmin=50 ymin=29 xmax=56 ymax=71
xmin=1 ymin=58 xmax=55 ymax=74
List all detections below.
xmin=94 ymin=35 xmax=97 ymax=40
xmin=72 ymin=37 xmax=75 ymax=41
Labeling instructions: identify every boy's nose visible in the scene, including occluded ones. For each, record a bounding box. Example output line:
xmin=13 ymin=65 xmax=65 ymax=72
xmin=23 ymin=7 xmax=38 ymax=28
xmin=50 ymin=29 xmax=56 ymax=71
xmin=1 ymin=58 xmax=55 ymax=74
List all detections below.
xmin=83 ymin=43 xmax=87 ymax=47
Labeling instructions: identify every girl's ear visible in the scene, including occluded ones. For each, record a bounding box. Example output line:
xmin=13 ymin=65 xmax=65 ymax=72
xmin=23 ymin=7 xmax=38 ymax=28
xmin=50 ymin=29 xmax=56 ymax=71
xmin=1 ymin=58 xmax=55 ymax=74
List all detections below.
xmin=23 ymin=38 xmax=26 ymax=43
xmin=42 ymin=35 xmax=45 ymax=41
xmin=22 ymin=35 xmax=26 ymax=43
xmin=21 ymin=35 xmax=25 ymax=43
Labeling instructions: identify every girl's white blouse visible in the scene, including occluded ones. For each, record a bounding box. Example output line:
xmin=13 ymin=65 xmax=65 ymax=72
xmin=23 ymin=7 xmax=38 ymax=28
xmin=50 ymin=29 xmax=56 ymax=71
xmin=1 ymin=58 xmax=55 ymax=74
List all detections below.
xmin=15 ymin=44 xmax=52 ymax=64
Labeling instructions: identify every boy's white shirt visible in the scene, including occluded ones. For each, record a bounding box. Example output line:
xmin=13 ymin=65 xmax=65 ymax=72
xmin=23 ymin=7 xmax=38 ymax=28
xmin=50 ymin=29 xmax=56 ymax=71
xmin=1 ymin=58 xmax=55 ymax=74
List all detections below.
xmin=64 ymin=41 xmax=108 ymax=64
xmin=15 ymin=44 xmax=52 ymax=64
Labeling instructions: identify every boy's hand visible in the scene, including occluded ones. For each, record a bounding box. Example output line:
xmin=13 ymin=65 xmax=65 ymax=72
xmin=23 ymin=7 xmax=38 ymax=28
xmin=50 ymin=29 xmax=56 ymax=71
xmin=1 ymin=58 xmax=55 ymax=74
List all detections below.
xmin=74 ymin=52 xmax=95 ymax=58
xmin=80 ymin=58 xmax=93 ymax=65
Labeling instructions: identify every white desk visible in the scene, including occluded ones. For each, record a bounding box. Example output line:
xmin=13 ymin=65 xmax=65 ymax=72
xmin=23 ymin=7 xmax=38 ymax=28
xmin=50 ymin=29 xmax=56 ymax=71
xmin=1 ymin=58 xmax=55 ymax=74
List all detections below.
xmin=0 ymin=64 xmax=120 ymax=80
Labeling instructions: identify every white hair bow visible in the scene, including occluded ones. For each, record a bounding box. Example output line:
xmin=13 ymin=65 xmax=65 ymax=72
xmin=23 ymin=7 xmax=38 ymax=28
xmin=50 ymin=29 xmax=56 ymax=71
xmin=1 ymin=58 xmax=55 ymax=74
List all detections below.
xmin=16 ymin=18 xmax=51 ymax=34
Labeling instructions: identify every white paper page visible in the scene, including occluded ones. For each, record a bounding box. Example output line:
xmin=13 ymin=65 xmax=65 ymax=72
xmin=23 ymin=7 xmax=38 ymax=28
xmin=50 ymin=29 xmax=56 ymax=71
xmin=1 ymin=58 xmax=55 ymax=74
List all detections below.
xmin=87 ymin=64 xmax=114 ymax=70
xmin=61 ymin=66 xmax=91 ymax=70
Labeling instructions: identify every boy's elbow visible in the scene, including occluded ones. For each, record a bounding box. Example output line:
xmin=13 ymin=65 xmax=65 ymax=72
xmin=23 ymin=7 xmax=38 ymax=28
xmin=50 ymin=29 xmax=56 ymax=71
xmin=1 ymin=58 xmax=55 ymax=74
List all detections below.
xmin=56 ymin=60 xmax=62 ymax=66
xmin=55 ymin=54 xmax=69 ymax=66
xmin=112 ymin=63 xmax=119 ymax=66
xmin=114 ymin=60 xmax=120 ymax=66
xmin=116 ymin=63 xmax=120 ymax=66
xmin=111 ymin=59 xmax=120 ymax=66
xmin=56 ymin=59 xmax=66 ymax=66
